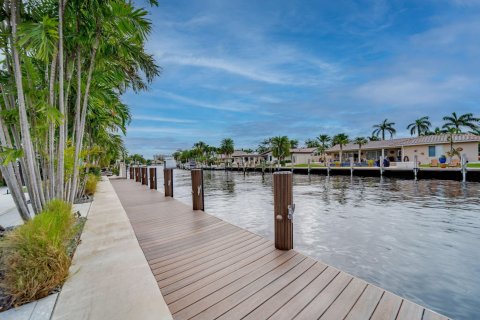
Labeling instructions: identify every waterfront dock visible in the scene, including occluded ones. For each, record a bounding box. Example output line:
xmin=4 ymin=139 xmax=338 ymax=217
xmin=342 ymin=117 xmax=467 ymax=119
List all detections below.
xmin=111 ymin=178 xmax=449 ymax=320
xmin=219 ymin=165 xmax=480 ymax=182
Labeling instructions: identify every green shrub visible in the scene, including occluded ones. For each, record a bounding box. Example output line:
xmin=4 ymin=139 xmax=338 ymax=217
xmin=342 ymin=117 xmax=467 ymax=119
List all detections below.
xmin=85 ymin=174 xmax=99 ymax=195
xmin=0 ymin=200 xmax=75 ymax=306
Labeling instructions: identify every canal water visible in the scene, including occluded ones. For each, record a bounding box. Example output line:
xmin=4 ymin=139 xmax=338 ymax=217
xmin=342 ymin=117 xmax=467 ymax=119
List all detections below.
xmin=155 ymin=168 xmax=479 ymax=320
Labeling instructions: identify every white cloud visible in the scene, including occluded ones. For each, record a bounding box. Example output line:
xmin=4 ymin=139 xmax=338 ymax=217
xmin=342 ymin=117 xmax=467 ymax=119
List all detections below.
xmin=132 ymin=115 xmax=196 ymax=123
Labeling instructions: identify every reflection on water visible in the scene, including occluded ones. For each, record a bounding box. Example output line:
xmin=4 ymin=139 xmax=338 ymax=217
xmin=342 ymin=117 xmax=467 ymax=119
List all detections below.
xmin=154 ymin=167 xmax=480 ymax=320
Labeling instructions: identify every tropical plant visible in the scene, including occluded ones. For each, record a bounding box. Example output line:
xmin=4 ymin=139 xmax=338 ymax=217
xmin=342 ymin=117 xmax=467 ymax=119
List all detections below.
xmin=368 ymin=135 xmax=380 ymax=141
xmin=289 ymin=139 xmax=299 ymax=149
xmin=425 ymin=127 xmax=447 ymax=135
xmin=220 ymin=138 xmax=234 ymax=165
xmin=0 ymin=200 xmax=75 ymax=306
xmin=407 ymin=116 xmax=431 ymax=136
xmin=372 ymin=119 xmax=396 ymax=140
xmin=332 ymin=133 xmax=350 ymax=163
xmin=442 ymin=112 xmax=479 ymax=133
xmin=445 ymin=127 xmax=461 ymax=161
xmin=353 ymin=137 xmax=368 ymax=162
xmin=304 ymin=139 xmax=319 ymax=148
xmin=271 ymin=136 xmax=291 ymax=167
xmin=470 ymin=127 xmax=480 ymax=136
xmin=256 ymin=138 xmax=272 ymax=154
xmin=0 ymin=0 xmax=159 ymax=221
xmin=316 ymin=134 xmax=331 ymax=161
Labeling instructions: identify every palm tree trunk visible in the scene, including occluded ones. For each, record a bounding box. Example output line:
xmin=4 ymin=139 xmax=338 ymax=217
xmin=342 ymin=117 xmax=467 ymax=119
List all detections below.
xmin=0 ymin=109 xmax=30 ymax=221
xmin=10 ymin=0 xmax=43 ymax=213
xmin=56 ymin=0 xmax=66 ymax=200
xmin=48 ymin=52 xmax=57 ymax=199
xmin=70 ymin=34 xmax=99 ymax=203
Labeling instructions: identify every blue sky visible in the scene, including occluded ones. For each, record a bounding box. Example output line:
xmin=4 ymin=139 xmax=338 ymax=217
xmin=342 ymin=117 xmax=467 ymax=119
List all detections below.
xmin=123 ymin=0 xmax=480 ymax=157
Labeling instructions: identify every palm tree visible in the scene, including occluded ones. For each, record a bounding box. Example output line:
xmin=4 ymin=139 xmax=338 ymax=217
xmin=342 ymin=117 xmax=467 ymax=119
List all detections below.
xmin=271 ymin=136 xmax=291 ymax=168
xmin=316 ymin=134 xmax=331 ymax=161
xmin=407 ymin=116 xmax=431 ymax=137
xmin=332 ymin=133 xmax=350 ymax=163
xmin=470 ymin=127 xmax=480 ymax=136
xmin=0 ymin=0 xmax=160 ymax=218
xmin=289 ymin=139 xmax=299 ymax=149
xmin=256 ymin=138 xmax=272 ymax=154
xmin=304 ymin=139 xmax=319 ymax=148
xmin=372 ymin=119 xmax=396 ymax=140
xmin=368 ymin=135 xmax=380 ymax=141
xmin=442 ymin=112 xmax=479 ymax=133
xmin=353 ymin=137 xmax=368 ymax=162
xmin=220 ymin=138 xmax=234 ymax=167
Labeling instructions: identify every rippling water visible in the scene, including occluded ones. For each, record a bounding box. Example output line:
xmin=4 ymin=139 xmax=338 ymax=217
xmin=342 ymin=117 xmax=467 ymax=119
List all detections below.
xmin=153 ymin=167 xmax=480 ymax=320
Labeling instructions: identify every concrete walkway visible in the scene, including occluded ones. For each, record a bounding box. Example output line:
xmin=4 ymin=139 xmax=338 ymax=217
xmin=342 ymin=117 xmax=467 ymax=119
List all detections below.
xmin=51 ymin=178 xmax=172 ymax=320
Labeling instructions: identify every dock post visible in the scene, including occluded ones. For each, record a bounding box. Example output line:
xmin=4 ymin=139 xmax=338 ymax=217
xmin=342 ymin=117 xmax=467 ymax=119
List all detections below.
xmin=461 ymin=153 xmax=467 ymax=182
xmin=308 ymin=159 xmax=311 ymax=176
xmin=129 ymin=167 xmax=133 ymax=179
xmin=141 ymin=167 xmax=148 ymax=185
xmin=350 ymin=158 xmax=354 ymax=176
xmin=191 ymin=169 xmax=204 ymax=210
xmin=149 ymin=167 xmax=157 ymax=190
xmin=135 ymin=166 xmax=140 ymax=182
xmin=261 ymin=160 xmax=265 ymax=177
xmin=164 ymin=168 xmax=173 ymax=197
xmin=413 ymin=155 xmax=418 ymax=180
xmin=243 ymin=163 xmax=246 ymax=176
xmin=274 ymin=172 xmax=293 ymax=250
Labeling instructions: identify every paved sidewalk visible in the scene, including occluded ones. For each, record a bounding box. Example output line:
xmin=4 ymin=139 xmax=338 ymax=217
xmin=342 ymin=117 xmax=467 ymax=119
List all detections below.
xmin=51 ymin=178 xmax=172 ymax=320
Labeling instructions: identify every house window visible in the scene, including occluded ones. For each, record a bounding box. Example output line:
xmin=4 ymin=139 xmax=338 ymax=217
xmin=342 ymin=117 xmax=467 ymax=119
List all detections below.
xmin=428 ymin=146 xmax=436 ymax=157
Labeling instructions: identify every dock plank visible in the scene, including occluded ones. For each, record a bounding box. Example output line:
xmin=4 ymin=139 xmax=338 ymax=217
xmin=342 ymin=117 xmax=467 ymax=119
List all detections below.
xmin=110 ymin=178 xmax=450 ymax=320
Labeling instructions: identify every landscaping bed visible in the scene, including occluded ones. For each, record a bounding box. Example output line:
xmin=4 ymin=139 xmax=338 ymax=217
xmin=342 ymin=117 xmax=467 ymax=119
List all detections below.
xmin=0 ymin=201 xmax=86 ymax=312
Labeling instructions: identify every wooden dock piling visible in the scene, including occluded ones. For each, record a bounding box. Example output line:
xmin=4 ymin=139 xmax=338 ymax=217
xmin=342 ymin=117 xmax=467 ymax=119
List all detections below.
xmin=164 ymin=168 xmax=173 ymax=197
xmin=273 ymin=171 xmax=294 ymax=250
xmin=149 ymin=167 xmax=157 ymax=190
xmin=191 ymin=169 xmax=204 ymax=210
xmin=129 ymin=167 xmax=133 ymax=179
xmin=135 ymin=166 xmax=140 ymax=182
xmin=141 ymin=167 xmax=147 ymax=185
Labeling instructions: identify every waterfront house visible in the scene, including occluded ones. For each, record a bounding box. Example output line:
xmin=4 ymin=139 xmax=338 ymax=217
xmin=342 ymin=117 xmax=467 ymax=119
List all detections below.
xmin=231 ymin=150 xmax=264 ymax=167
xmin=326 ymin=134 xmax=480 ymax=166
xmin=290 ymin=147 xmax=319 ymax=165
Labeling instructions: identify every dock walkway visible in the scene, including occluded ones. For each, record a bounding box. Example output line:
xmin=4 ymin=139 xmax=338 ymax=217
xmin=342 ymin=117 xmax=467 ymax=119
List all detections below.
xmin=111 ymin=178 xmax=449 ymax=320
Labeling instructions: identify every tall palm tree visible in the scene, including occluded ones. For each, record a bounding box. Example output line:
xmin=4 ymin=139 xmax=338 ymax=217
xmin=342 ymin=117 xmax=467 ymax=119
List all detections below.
xmin=316 ymin=134 xmax=331 ymax=148
xmin=304 ymin=139 xmax=319 ymax=148
xmin=316 ymin=134 xmax=331 ymax=161
xmin=332 ymin=133 xmax=350 ymax=163
xmin=442 ymin=112 xmax=479 ymax=133
xmin=289 ymin=139 xmax=299 ymax=149
xmin=372 ymin=119 xmax=396 ymax=140
xmin=353 ymin=137 xmax=368 ymax=162
xmin=271 ymin=136 xmax=291 ymax=168
xmin=407 ymin=116 xmax=431 ymax=136
xmin=220 ymin=138 xmax=234 ymax=167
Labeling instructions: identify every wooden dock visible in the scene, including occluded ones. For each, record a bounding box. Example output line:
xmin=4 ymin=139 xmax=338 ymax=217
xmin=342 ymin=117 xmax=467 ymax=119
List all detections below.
xmin=111 ymin=178 xmax=449 ymax=320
